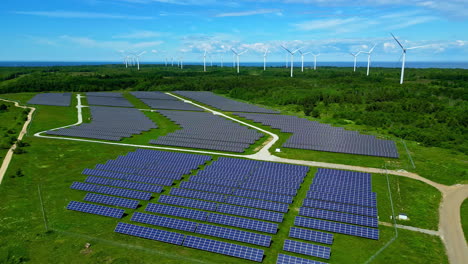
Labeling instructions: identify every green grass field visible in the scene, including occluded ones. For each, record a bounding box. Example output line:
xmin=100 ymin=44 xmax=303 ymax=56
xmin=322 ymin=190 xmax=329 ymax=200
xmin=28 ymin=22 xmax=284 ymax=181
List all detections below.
xmin=0 ymin=100 xmax=28 ymax=160
xmin=0 ymin=96 xmax=449 ymax=263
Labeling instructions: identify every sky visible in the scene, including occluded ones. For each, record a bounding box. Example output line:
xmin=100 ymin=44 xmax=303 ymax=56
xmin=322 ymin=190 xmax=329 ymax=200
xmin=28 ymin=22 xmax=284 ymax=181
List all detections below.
xmin=1 ymin=0 xmax=467 ymax=62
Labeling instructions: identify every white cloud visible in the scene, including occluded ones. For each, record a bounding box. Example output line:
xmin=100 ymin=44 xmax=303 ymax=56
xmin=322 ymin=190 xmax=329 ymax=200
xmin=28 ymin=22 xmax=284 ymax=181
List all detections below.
xmin=14 ymin=10 xmax=154 ymax=20
xmin=216 ymin=9 xmax=282 ymax=17
xmin=59 ymin=35 xmax=163 ymax=50
xmin=294 ymin=17 xmax=363 ymax=31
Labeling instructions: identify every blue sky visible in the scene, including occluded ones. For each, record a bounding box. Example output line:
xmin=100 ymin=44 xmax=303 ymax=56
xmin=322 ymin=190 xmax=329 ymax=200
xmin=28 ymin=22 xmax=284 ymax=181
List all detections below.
xmin=1 ymin=0 xmax=467 ymax=62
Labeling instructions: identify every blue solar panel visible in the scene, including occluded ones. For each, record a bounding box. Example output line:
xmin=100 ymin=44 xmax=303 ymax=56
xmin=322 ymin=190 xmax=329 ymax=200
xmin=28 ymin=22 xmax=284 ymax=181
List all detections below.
xmin=308 ymin=190 xmax=376 ymax=202
xmin=131 ymin=212 xmax=198 ymax=232
xmin=225 ymin=196 xmax=289 ymax=213
xmin=71 ymin=182 xmax=152 ymax=200
xmin=83 ymin=168 xmax=175 ymax=186
xmin=294 ymin=216 xmax=379 ymax=240
xmin=83 ymin=193 xmax=139 ymax=209
xmin=302 ymin=199 xmax=377 ymax=217
xmin=183 ymin=235 xmax=264 ymax=262
xmin=115 ymin=222 xmax=185 ymax=245
xmin=300 ymin=207 xmax=378 ymax=228
xmin=158 ymin=195 xmax=218 ymax=211
xmin=283 ymin=240 xmax=331 ymax=259
xmin=207 ymin=213 xmax=278 ymax=234
xmin=189 ymin=176 xmax=241 ymax=188
xmin=316 ymin=168 xmax=370 ymax=178
xmin=307 ymin=191 xmax=376 ymax=208
xmin=308 ymin=185 xmax=371 ymax=197
xmin=216 ymin=203 xmax=284 ymax=223
xmin=85 ymin=176 xmax=164 ymax=193
xmin=238 ymin=182 xmax=298 ymax=196
xmin=277 ymin=254 xmax=328 ymax=264
xmin=145 ymin=203 xmax=208 ymax=221
xmin=180 ymin=181 xmax=234 ymax=195
xmin=233 ymin=189 xmax=293 ymax=204
xmin=66 ymin=201 xmax=124 ymax=218
xmin=289 ymin=227 xmax=333 ymax=245
xmin=196 ymin=223 xmax=272 ymax=247
xmin=170 ymin=188 xmax=226 ymax=203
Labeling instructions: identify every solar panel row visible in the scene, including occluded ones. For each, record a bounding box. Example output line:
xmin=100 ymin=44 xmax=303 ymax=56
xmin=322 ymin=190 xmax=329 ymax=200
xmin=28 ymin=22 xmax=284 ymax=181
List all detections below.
xmin=283 ymin=240 xmax=331 ymax=260
xmin=299 ymin=207 xmax=378 ymax=228
xmin=27 ymin=93 xmax=72 ymax=106
xmin=66 ymin=201 xmax=124 ymax=218
xmin=294 ymin=217 xmax=379 ymax=240
xmin=85 ymin=176 xmax=164 ymax=193
xmin=83 ymin=193 xmax=139 ymax=209
xmin=196 ymin=223 xmax=272 ymax=247
xmin=132 ymin=212 xmax=198 ymax=232
xmin=302 ymin=199 xmax=378 ymax=217
xmin=71 ymin=182 xmax=152 ymax=200
xmin=289 ymin=227 xmax=334 ymax=245
xmin=115 ymin=222 xmax=185 ymax=245
xmin=276 ymin=254 xmax=328 ymax=264
xmin=83 ymin=168 xmax=174 ymax=186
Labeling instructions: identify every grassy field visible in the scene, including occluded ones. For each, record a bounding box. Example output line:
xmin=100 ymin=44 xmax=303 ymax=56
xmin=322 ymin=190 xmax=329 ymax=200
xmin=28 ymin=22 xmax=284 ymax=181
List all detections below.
xmin=0 ymin=100 xmax=28 ymax=161
xmin=0 ymin=100 xmax=448 ymax=263
xmin=462 ymin=199 xmax=468 ymax=243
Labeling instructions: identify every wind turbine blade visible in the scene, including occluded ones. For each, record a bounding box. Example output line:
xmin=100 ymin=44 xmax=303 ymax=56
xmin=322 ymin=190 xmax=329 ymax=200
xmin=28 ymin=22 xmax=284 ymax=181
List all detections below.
xmin=391 ymin=33 xmax=405 ymax=50
xmin=238 ymin=50 xmax=247 ymax=55
xmin=264 ymin=48 xmax=269 ymax=56
xmin=281 ymin=45 xmax=292 ymax=54
xmin=407 ymin=45 xmax=431 ymax=50
xmin=231 ymin=48 xmax=238 ymax=55
xmin=369 ymin=44 xmax=377 ymax=53
xmin=138 ymin=51 xmax=147 ymax=56
xmin=204 ymin=49 xmax=207 ymax=56
xmin=292 ymin=47 xmax=303 ymax=54
xmin=303 ymin=52 xmax=312 ymax=55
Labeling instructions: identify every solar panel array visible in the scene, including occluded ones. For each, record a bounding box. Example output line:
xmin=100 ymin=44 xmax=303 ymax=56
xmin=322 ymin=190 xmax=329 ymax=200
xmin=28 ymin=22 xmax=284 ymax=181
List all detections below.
xmin=173 ymin=91 xmax=279 ymax=114
xmin=130 ymin=91 xmax=179 ymax=100
xmin=27 ymin=93 xmax=72 ymax=106
xmin=234 ymin=113 xmax=398 ymax=158
xmin=277 ymin=254 xmax=328 ymax=264
xmin=150 ymin=110 xmax=264 ymax=152
xmin=196 ymin=223 xmax=272 ymax=247
xmin=115 ymin=222 xmax=185 ymax=245
xmin=291 ymin=168 xmax=379 ymax=245
xmin=131 ymin=92 xmax=203 ymax=111
xmin=86 ymin=92 xmax=134 ymax=107
xmin=46 ymin=106 xmax=157 ymax=141
xmin=66 ymin=201 xmax=124 ymax=218
xmin=83 ymin=193 xmax=139 ymax=209
xmin=283 ymin=240 xmax=331 ymax=259
xmin=132 ymin=212 xmax=198 ymax=232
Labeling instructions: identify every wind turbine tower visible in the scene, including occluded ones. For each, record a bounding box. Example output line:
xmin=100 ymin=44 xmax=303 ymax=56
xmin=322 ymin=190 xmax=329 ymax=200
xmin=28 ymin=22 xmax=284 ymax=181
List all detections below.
xmin=299 ymin=50 xmax=311 ymax=72
xmin=263 ymin=48 xmax=269 ymax=71
xmin=203 ymin=50 xmax=207 ymax=72
xmin=231 ymin=48 xmax=247 ymax=74
xmin=363 ymin=44 xmax=377 ymax=76
xmin=312 ymin=53 xmax=320 ymax=70
xmin=281 ymin=45 xmax=302 ymax=77
xmin=391 ymin=33 xmax=428 ymax=84
xmin=135 ymin=51 xmax=146 ymax=71
xmin=350 ymin=51 xmax=362 ymax=72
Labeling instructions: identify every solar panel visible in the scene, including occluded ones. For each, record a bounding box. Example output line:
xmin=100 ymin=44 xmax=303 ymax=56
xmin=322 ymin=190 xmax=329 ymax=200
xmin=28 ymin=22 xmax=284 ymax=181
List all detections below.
xmin=299 ymin=207 xmax=378 ymax=228
xmin=66 ymin=201 xmax=124 ymax=218
xmin=71 ymin=182 xmax=152 ymax=200
xmin=289 ymin=227 xmax=334 ymax=245
xmin=283 ymin=240 xmax=331 ymax=259
xmin=170 ymin=188 xmax=226 ymax=203
xmin=306 ymin=191 xmax=376 ymax=207
xmin=83 ymin=169 xmax=173 ymax=186
xmin=294 ymin=216 xmax=379 ymax=240
xmin=276 ymin=254 xmax=329 ymax=264
xmin=207 ymin=213 xmax=278 ymax=234
xmin=115 ymin=222 xmax=185 ymax=245
xmin=83 ymin=193 xmax=139 ymax=209
xmin=216 ymin=203 xmax=284 ymax=223
xmin=225 ymin=196 xmax=289 ymax=213
xmin=196 ymin=223 xmax=272 ymax=247
xmin=183 ymin=235 xmax=264 ymax=262
xmin=302 ymin=199 xmax=378 ymax=217
xmin=131 ymin=212 xmax=198 ymax=232
xmin=158 ymin=195 xmax=218 ymax=211
xmin=145 ymin=203 xmax=208 ymax=221
xmin=233 ymin=189 xmax=293 ymax=204
xmin=180 ymin=181 xmax=234 ymax=195
xmin=85 ymin=176 xmax=164 ymax=193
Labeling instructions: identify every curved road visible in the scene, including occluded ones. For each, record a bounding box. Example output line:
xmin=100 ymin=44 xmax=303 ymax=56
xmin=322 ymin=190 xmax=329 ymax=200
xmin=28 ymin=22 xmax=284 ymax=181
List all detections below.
xmin=4 ymin=94 xmax=468 ymax=263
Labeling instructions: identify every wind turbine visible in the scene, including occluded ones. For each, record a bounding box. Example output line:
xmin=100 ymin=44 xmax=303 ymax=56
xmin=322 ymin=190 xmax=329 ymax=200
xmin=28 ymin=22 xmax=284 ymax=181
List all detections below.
xmin=281 ymin=45 xmax=302 ymax=77
xmin=311 ymin=53 xmax=320 ymax=70
xmin=203 ymin=49 xmax=207 ymax=72
xmin=263 ymin=48 xmax=269 ymax=71
xmin=299 ymin=50 xmax=312 ymax=72
xmin=362 ymin=44 xmax=377 ymax=76
xmin=171 ymin=56 xmax=174 ymax=67
xmin=391 ymin=33 xmax=428 ymax=84
xmin=231 ymin=48 xmax=247 ymax=74
xmin=135 ymin=51 xmax=146 ymax=71
xmin=350 ymin=51 xmax=362 ymax=72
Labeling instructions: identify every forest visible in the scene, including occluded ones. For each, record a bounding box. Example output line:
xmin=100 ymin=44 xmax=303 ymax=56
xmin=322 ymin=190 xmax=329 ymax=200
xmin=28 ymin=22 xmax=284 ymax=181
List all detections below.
xmin=0 ymin=64 xmax=466 ymax=154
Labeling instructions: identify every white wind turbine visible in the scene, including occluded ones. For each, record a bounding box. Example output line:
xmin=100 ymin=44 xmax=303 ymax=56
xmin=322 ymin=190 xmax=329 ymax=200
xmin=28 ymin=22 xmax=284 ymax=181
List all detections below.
xmin=263 ymin=48 xmax=269 ymax=71
xmin=391 ymin=33 xmax=429 ymax=84
xmin=203 ymin=49 xmax=207 ymax=72
xmin=135 ymin=51 xmax=146 ymax=71
xmin=231 ymin=48 xmax=247 ymax=74
xmin=311 ymin=53 xmax=320 ymax=70
xmin=362 ymin=44 xmax=377 ymax=76
xmin=350 ymin=51 xmax=362 ymax=72
xmin=299 ymin=50 xmax=312 ymax=72
xmin=281 ymin=45 xmax=302 ymax=77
